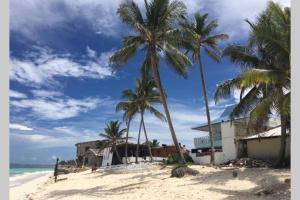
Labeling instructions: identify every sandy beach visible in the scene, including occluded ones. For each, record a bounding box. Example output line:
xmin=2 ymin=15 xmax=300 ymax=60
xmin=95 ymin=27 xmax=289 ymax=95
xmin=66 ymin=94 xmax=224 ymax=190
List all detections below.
xmin=10 ymin=165 xmax=290 ymax=200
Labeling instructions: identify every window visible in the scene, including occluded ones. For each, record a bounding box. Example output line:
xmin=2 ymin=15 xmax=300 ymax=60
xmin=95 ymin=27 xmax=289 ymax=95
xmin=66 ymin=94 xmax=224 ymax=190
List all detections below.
xmin=85 ymin=146 xmax=90 ymax=152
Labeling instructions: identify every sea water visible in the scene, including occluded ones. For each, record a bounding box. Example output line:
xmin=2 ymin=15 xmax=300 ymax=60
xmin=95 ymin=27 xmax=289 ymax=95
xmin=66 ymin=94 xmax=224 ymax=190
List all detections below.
xmin=10 ymin=165 xmax=54 ymax=187
xmin=10 ymin=167 xmax=54 ymax=176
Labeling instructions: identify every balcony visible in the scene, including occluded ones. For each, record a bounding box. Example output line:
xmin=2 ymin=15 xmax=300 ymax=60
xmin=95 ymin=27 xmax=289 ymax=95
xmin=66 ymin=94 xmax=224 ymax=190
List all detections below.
xmin=194 ymin=135 xmax=222 ymax=149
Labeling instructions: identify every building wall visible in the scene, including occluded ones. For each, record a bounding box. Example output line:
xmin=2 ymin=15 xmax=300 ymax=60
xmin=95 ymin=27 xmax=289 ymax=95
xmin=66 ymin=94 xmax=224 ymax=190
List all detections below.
xmin=246 ymin=137 xmax=290 ymax=161
xmin=191 ymin=121 xmax=238 ymax=165
xmin=76 ymin=141 xmax=100 ymax=157
xmin=190 ymin=152 xmax=226 ymax=164
xmin=101 ymin=147 xmax=113 ymax=167
xmin=221 ymin=121 xmax=237 ymax=161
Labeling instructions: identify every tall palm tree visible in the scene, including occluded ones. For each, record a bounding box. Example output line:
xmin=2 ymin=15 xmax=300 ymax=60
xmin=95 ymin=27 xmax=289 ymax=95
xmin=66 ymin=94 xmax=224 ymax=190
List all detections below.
xmin=99 ymin=120 xmax=128 ymax=164
xmin=214 ymin=2 xmax=290 ymax=167
xmin=116 ymin=101 xmax=138 ymax=164
xmin=110 ymin=0 xmax=191 ymax=164
xmin=135 ymin=77 xmax=165 ymax=162
xmin=181 ymin=13 xmax=228 ymax=164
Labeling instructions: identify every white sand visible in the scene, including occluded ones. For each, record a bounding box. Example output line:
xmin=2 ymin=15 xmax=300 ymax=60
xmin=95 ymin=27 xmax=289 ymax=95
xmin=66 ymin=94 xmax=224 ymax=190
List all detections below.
xmin=10 ymin=165 xmax=290 ymax=200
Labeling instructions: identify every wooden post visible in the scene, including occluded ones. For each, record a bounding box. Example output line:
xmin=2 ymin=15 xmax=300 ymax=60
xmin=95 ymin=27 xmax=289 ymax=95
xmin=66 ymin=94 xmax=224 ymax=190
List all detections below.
xmin=54 ymin=157 xmax=59 ymax=183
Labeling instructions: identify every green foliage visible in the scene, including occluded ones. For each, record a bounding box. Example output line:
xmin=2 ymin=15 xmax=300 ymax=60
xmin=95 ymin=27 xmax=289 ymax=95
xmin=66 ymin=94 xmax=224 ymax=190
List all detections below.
xmin=167 ymin=152 xmax=193 ymax=164
xmin=110 ymin=0 xmax=192 ymax=78
xmin=99 ymin=120 xmax=128 ymax=149
xmin=214 ymin=2 xmax=290 ymax=126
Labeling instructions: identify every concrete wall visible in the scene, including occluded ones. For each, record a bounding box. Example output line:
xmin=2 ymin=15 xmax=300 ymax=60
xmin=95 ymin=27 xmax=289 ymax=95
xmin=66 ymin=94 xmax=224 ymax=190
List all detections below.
xmin=190 ymin=152 xmax=226 ymax=164
xmin=76 ymin=141 xmax=100 ymax=157
xmin=191 ymin=121 xmax=238 ymax=165
xmin=101 ymin=147 xmax=113 ymax=167
xmin=246 ymin=136 xmax=290 ymax=161
xmin=220 ymin=122 xmax=237 ymax=161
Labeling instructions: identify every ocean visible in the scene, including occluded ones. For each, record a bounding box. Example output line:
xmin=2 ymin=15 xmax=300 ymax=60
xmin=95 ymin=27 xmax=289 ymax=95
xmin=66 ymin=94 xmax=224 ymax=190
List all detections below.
xmin=10 ymin=167 xmax=54 ymax=176
xmin=10 ymin=164 xmax=54 ymax=187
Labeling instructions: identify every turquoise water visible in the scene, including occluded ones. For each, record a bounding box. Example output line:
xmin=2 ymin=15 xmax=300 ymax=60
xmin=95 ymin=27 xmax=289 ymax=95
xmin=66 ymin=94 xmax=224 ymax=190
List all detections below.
xmin=10 ymin=167 xmax=53 ymax=177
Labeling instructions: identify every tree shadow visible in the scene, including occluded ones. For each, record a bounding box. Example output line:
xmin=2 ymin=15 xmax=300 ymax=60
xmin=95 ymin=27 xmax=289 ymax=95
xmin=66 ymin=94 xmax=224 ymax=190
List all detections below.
xmin=44 ymin=180 xmax=151 ymax=199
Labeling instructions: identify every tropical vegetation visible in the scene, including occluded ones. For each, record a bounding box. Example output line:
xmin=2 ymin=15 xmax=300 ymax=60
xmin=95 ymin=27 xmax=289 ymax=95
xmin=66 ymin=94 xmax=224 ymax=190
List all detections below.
xmin=180 ymin=13 xmax=228 ymax=164
xmin=99 ymin=120 xmax=128 ymax=163
xmin=110 ymin=0 xmax=192 ymax=163
xmin=214 ymin=1 xmax=290 ymax=167
xmin=117 ymin=77 xmax=165 ymax=163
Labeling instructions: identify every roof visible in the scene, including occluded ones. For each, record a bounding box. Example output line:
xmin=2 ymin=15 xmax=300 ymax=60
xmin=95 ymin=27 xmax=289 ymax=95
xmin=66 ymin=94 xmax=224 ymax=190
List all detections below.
xmin=75 ymin=140 xmax=101 ymax=146
xmin=192 ymin=105 xmax=247 ymax=130
xmin=241 ymin=126 xmax=289 ymax=140
xmin=85 ymin=148 xmax=102 ymax=156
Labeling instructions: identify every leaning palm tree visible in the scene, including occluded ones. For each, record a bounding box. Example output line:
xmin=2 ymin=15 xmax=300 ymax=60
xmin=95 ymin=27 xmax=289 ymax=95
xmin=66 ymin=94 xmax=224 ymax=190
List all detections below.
xmin=214 ymin=2 xmax=290 ymax=167
xmin=180 ymin=13 xmax=228 ymax=164
xmin=99 ymin=120 xmax=128 ymax=164
xmin=135 ymin=77 xmax=166 ymax=162
xmin=110 ymin=0 xmax=191 ymax=164
xmin=116 ymin=101 xmax=138 ymax=164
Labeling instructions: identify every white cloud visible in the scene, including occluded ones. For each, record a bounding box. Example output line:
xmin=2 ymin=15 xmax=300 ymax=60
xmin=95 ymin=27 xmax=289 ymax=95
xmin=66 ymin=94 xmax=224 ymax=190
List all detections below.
xmin=10 ymin=90 xmax=27 ymax=99
xmin=198 ymin=0 xmax=290 ymax=40
xmin=31 ymin=89 xmax=63 ymax=98
xmin=10 ymin=0 xmax=131 ymax=38
xmin=10 ymin=96 xmax=104 ymax=120
xmin=9 ymin=123 xmax=33 ymax=131
xmin=10 ymin=0 xmax=290 ymax=41
xmin=10 ymin=47 xmax=114 ymax=86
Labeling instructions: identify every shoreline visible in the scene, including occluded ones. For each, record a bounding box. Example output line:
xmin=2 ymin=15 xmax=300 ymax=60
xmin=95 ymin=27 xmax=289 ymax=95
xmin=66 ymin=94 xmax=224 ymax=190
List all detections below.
xmin=10 ymin=171 xmax=53 ymax=188
xmin=10 ymin=172 xmax=52 ymax=200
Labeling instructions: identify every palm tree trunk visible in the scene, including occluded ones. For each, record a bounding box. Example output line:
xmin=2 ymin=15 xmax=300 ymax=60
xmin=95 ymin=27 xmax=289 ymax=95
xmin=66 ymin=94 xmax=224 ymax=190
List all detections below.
xmin=114 ymin=144 xmax=123 ymax=164
xmin=198 ymin=54 xmax=215 ymax=165
xmin=136 ymin=115 xmax=143 ymax=163
xmin=125 ymin=119 xmax=131 ymax=165
xmin=150 ymin=51 xmax=186 ymax=164
xmin=141 ymin=112 xmax=153 ymax=162
xmin=276 ymin=114 xmax=288 ymax=167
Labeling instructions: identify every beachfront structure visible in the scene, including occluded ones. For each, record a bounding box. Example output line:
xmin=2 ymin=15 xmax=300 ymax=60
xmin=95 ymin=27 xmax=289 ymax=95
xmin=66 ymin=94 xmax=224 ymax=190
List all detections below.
xmin=240 ymin=126 xmax=290 ymax=162
xmin=151 ymin=144 xmax=188 ymax=158
xmin=75 ymin=140 xmax=151 ymax=167
xmin=75 ymin=140 xmax=190 ymax=167
xmin=190 ymin=105 xmax=281 ymax=164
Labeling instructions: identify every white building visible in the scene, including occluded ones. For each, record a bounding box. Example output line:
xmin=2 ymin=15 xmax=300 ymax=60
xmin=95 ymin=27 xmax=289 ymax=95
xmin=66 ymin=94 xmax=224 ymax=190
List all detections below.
xmin=190 ymin=105 xmax=281 ymax=164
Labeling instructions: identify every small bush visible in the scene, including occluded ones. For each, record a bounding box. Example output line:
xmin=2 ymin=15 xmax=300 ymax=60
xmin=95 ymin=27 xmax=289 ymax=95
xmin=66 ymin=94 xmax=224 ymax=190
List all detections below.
xmin=167 ymin=152 xmax=194 ymax=164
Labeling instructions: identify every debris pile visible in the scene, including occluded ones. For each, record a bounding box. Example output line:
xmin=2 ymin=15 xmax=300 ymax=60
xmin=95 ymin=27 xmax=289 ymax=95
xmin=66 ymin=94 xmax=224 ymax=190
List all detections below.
xmin=222 ymin=157 xmax=272 ymax=168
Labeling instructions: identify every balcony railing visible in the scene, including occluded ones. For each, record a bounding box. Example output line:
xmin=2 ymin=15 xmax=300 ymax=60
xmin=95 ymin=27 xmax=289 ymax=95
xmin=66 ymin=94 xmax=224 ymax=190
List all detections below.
xmin=194 ymin=135 xmax=222 ymax=149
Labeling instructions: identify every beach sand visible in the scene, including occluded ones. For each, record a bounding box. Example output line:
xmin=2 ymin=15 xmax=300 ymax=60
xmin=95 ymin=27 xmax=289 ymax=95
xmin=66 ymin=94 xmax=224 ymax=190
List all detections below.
xmin=10 ymin=165 xmax=290 ymax=200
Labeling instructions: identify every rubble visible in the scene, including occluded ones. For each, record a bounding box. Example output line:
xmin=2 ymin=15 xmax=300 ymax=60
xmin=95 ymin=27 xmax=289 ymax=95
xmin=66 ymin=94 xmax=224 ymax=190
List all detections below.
xmin=221 ymin=157 xmax=272 ymax=168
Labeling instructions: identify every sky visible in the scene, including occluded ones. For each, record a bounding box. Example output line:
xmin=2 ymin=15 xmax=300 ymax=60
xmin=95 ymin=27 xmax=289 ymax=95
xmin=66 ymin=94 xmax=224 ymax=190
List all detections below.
xmin=9 ymin=0 xmax=290 ymax=164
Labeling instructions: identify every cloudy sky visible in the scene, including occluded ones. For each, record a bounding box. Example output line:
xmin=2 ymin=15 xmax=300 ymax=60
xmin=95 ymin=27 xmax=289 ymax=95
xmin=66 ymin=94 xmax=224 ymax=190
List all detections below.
xmin=9 ymin=0 xmax=290 ymax=164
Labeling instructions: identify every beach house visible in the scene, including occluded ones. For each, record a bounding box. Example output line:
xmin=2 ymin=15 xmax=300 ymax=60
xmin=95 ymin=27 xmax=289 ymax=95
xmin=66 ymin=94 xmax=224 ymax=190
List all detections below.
xmin=190 ymin=105 xmax=281 ymax=164
xmin=75 ymin=140 xmax=151 ymax=167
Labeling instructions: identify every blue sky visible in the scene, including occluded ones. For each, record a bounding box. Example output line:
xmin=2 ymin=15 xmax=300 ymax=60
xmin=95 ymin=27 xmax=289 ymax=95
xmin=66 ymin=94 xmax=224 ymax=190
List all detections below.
xmin=9 ymin=0 xmax=290 ymax=164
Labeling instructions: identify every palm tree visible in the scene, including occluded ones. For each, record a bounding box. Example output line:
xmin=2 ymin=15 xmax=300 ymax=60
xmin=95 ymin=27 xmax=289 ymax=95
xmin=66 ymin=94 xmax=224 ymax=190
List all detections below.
xmin=135 ymin=77 xmax=165 ymax=162
xmin=180 ymin=13 xmax=228 ymax=164
xmin=110 ymin=0 xmax=191 ymax=164
xmin=214 ymin=2 xmax=290 ymax=167
xmin=143 ymin=139 xmax=160 ymax=147
xmin=116 ymin=101 xmax=138 ymax=164
xmin=99 ymin=120 xmax=128 ymax=164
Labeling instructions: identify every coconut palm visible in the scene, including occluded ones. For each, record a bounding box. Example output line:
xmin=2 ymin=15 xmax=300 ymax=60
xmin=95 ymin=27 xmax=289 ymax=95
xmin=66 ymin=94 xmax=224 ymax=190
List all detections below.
xmin=143 ymin=139 xmax=160 ymax=147
xmin=110 ymin=0 xmax=191 ymax=163
xmin=180 ymin=13 xmax=228 ymax=164
xmin=135 ymin=77 xmax=165 ymax=162
xmin=99 ymin=120 xmax=128 ymax=164
xmin=116 ymin=101 xmax=138 ymax=164
xmin=214 ymin=2 xmax=290 ymax=167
